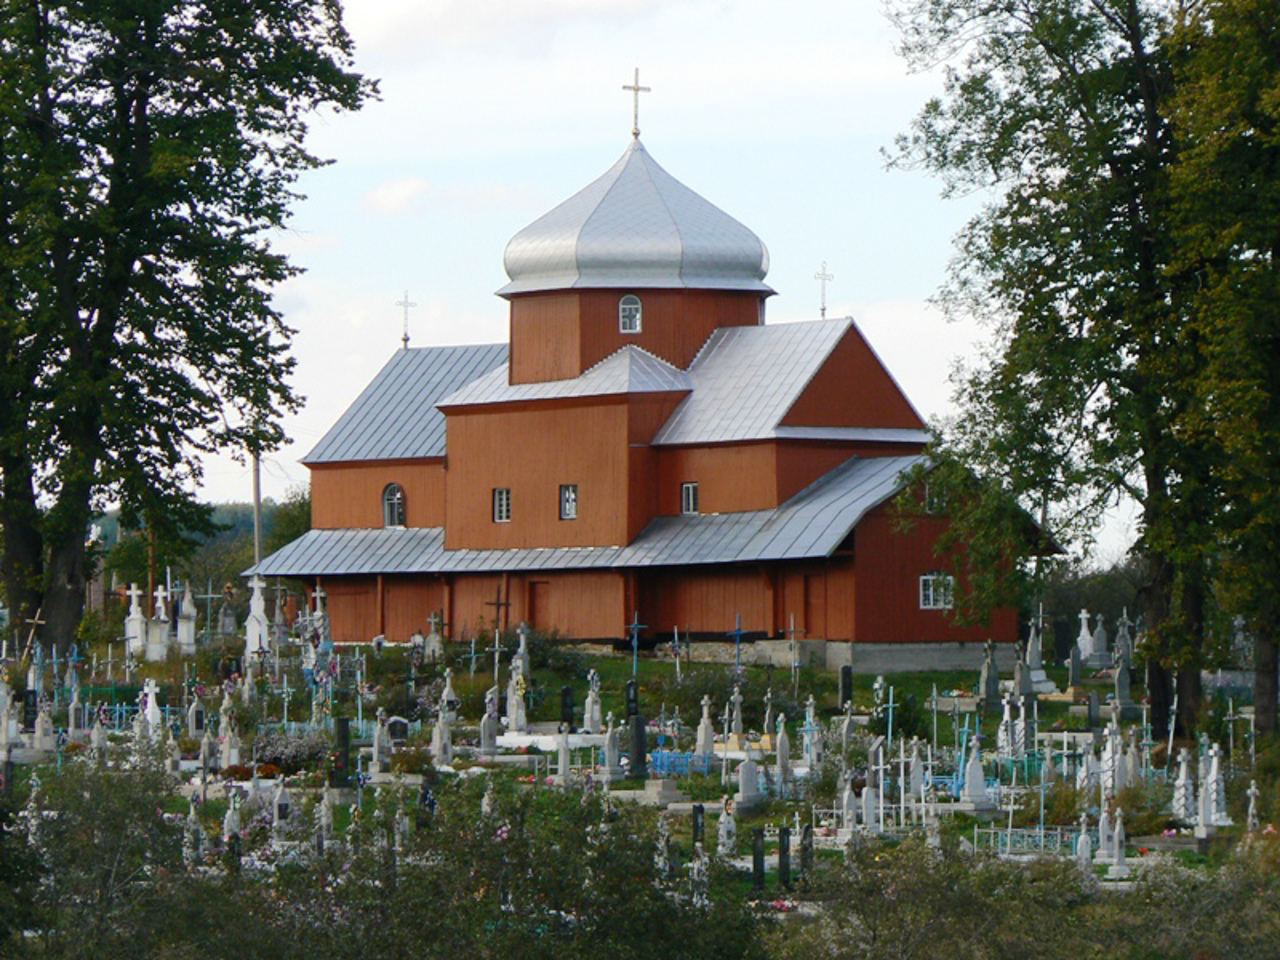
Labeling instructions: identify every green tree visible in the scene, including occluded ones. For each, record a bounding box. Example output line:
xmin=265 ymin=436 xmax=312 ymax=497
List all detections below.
xmin=887 ymin=0 xmax=1211 ymax=736
xmin=1167 ymin=0 xmax=1280 ymax=732
xmin=0 ymin=1 xmax=373 ymax=648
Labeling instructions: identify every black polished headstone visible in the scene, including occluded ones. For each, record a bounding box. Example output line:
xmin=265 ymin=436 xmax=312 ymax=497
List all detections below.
xmin=629 ymin=714 xmax=648 ymax=779
xmin=778 ymin=826 xmax=791 ymax=890
xmin=193 ymin=707 xmax=205 ymax=732
xmin=560 ymin=686 xmax=575 ymax=731
xmin=22 ymin=690 xmax=37 ymax=730
xmin=1 ymin=759 xmax=12 ymax=794
xmin=752 ymin=829 xmax=766 ymax=891
xmin=1087 ymin=692 xmax=1101 ymax=728
xmin=331 ymin=717 xmax=351 ymax=788
xmin=625 ymin=680 xmax=639 ymax=718
xmin=692 ymin=803 xmax=705 ymax=845
xmin=839 ymin=665 xmax=854 ymax=708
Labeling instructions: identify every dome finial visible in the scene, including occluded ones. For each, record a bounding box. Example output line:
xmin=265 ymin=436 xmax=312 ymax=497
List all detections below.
xmin=622 ymin=68 xmax=650 ymax=140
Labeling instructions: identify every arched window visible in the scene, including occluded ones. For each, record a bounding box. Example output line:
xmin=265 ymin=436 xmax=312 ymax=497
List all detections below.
xmin=382 ymin=483 xmax=406 ymax=527
xmin=619 ymin=294 xmax=642 ymax=334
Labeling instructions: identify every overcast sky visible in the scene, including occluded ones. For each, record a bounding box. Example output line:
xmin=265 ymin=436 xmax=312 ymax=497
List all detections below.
xmin=198 ymin=0 xmax=1136 ymax=563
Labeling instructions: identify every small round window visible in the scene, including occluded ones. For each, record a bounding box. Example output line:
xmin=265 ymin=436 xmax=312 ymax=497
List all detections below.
xmin=382 ymin=483 xmax=406 ymax=527
xmin=619 ymin=294 xmax=642 ymax=334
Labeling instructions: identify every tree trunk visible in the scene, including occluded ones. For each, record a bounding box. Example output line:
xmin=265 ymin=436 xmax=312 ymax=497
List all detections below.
xmin=1175 ymin=568 xmax=1207 ymax=737
xmin=43 ymin=533 xmax=88 ymax=649
xmin=1254 ymin=624 xmax=1278 ymax=735
xmin=0 ymin=451 xmax=44 ymax=643
xmin=1147 ymin=660 xmax=1172 ymax=742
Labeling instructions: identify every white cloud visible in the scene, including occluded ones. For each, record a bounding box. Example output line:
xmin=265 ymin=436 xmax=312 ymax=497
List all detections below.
xmin=362 ymin=176 xmax=434 ymax=215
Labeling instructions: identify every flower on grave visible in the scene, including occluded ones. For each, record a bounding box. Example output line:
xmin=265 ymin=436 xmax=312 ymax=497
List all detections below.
xmin=1138 ymin=847 xmax=1149 ymax=856
xmin=770 ymin=899 xmax=792 ymax=912
xmin=1162 ymin=829 xmax=1176 ymax=837
xmin=1265 ymin=824 xmax=1277 ymax=835
xmin=495 ymin=824 xmax=510 ymax=841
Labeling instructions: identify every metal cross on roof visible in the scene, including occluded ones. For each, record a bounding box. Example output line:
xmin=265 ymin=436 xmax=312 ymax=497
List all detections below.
xmin=396 ymin=289 xmax=417 ymax=350
xmin=622 ymin=68 xmax=651 ymax=139
xmin=814 ymin=262 xmax=834 ymax=319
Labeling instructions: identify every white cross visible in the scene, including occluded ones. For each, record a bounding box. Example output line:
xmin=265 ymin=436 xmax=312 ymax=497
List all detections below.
xmin=622 ymin=68 xmax=651 ymax=139
xmin=154 ymin=584 xmax=170 ymax=620
xmin=396 ymin=290 xmax=417 ymax=350
xmin=814 ymin=262 xmax=834 ymax=319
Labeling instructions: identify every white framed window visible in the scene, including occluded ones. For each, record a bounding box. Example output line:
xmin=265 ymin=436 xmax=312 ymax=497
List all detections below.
xmin=919 ymin=572 xmax=954 ymax=610
xmin=924 ymin=482 xmax=947 ymax=514
xmin=492 ymin=488 xmax=512 ymax=523
xmin=559 ymin=484 xmax=578 ymax=520
xmin=382 ymin=483 xmax=406 ymax=527
xmin=681 ymin=481 xmax=699 ymax=515
xmin=619 ymin=294 xmax=642 ymax=334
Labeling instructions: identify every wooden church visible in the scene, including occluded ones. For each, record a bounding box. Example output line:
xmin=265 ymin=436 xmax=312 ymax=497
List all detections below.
xmin=254 ymin=136 xmax=1017 ymax=657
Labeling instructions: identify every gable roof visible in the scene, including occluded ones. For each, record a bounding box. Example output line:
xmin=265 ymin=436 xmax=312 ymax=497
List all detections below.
xmin=438 ymin=344 xmax=691 ymax=408
xmin=303 ymin=344 xmax=508 ymax=464
xmin=250 ymin=454 xmax=927 ymax=577
xmin=654 ymin=317 xmax=878 ymax=445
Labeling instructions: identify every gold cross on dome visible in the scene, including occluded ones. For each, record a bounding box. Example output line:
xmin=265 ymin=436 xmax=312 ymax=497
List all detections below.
xmin=622 ymin=68 xmax=651 ymax=139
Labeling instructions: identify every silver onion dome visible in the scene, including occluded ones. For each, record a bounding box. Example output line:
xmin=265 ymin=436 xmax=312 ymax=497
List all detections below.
xmin=498 ymin=139 xmax=771 ymax=297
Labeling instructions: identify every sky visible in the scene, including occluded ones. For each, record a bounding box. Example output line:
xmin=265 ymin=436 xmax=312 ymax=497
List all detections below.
xmin=197 ymin=0 xmax=1138 ymax=563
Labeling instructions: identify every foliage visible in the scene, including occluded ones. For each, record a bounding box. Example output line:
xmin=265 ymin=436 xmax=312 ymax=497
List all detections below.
xmin=0 ymin=0 xmax=374 ymax=647
xmin=885 ymin=0 xmax=1223 ymax=736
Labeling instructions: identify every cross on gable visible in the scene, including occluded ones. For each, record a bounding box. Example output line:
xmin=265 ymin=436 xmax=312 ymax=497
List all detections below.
xmin=396 ymin=289 xmax=417 ymax=350
xmin=813 ymin=261 xmax=834 ymax=319
xmin=622 ymin=68 xmax=651 ymax=139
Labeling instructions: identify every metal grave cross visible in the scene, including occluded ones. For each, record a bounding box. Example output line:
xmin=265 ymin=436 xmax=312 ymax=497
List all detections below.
xmin=726 ymin=614 xmax=748 ymax=674
xmin=622 ymin=68 xmax=651 ymax=139
xmin=486 ymin=631 xmax=504 ymax=689
xmin=627 ymin=612 xmax=647 ymax=678
xmin=814 ymin=262 xmax=834 ymax=319
xmin=196 ymin=580 xmax=221 ymax=645
xmin=786 ymin=614 xmax=805 ymax=696
xmin=281 ymin=675 xmax=293 ymax=726
xmin=884 ymin=685 xmax=899 ymax=757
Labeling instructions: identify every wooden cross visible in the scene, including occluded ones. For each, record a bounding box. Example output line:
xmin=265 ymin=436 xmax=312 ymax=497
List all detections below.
xmin=622 ymin=68 xmax=651 ymax=139
xmin=396 ymin=289 xmax=417 ymax=350
xmin=21 ymin=608 xmax=45 ymax=668
xmin=813 ymin=262 xmax=834 ymax=319
xmin=484 ymin=586 xmax=510 ymax=637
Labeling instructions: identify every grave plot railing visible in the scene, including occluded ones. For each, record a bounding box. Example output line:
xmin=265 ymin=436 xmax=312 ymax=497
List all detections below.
xmin=650 ymin=750 xmax=715 ymax=778
xmin=972 ymin=825 xmax=1094 ymax=857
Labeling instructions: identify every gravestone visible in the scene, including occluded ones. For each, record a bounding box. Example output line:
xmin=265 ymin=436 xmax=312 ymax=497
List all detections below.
xmin=800 ymin=825 xmax=814 ymax=886
xmin=839 ymin=665 xmax=854 ymax=709
xmin=387 ymin=716 xmax=410 ymax=742
xmin=23 ymin=689 xmax=37 ymax=731
xmin=979 ymin=640 xmax=1000 ymax=706
xmin=752 ymin=828 xmax=766 ymax=891
xmin=695 ymin=695 xmax=715 ymax=756
xmin=692 ymin=803 xmax=705 ymax=845
xmin=629 ymin=713 xmax=647 ymax=779
xmin=583 ymin=669 xmax=603 ymax=733
xmin=560 ymin=686 xmax=575 ymax=732
xmin=480 ymin=688 xmax=499 ymax=757
xmin=778 ymin=826 xmax=791 ymax=890
xmin=1087 ymin=692 xmax=1101 ymax=728
xmin=1067 ymin=644 xmax=1083 ymax=690
xmin=625 ymin=679 xmax=638 ymax=718
xmin=330 ymin=717 xmax=351 ymax=787
xmin=718 ymin=802 xmax=737 ymax=857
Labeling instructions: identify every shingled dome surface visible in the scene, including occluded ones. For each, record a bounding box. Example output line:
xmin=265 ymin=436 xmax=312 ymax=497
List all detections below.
xmin=498 ymin=139 xmax=772 ymax=297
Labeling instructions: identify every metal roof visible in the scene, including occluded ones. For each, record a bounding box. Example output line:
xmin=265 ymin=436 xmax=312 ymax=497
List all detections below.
xmin=249 ymin=455 xmax=927 ymax=578
xmin=439 ymin=345 xmax=691 ymax=408
xmin=498 ymin=139 xmax=772 ymax=297
xmin=652 ymin=318 xmax=851 ymax=446
xmin=303 ymin=344 xmax=508 ymax=464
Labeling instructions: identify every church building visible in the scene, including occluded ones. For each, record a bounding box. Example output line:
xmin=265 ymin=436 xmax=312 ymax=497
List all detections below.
xmin=253 ymin=135 xmax=1016 ymax=661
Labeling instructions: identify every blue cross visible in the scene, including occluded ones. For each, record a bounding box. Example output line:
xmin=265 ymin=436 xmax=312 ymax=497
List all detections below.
xmin=628 ymin=612 xmax=647 ymax=678
xmin=725 ymin=615 xmax=748 ymax=673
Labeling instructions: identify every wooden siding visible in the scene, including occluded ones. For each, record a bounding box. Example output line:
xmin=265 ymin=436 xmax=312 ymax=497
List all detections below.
xmin=773 ymin=443 xmax=866 ymax=505
xmin=383 ymin=576 xmax=445 ymax=641
xmin=656 ymin=444 xmax=779 ymax=514
xmin=319 ymin=577 xmax=378 ymax=644
xmin=444 ymin=399 xmax=633 ymax=550
xmin=509 ymin=294 xmax=581 ymax=383
xmin=781 ymin=325 xmax=926 ymax=431
xmin=852 ymin=503 xmax=1016 ymax=644
xmin=508 ymin=289 xmax=764 ymax=383
xmin=310 ymin=461 xmax=446 ymax=529
xmin=646 ymin=566 xmax=776 ymax=635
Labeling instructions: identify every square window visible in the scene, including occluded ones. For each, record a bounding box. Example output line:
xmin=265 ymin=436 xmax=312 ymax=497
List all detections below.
xmin=559 ymin=484 xmax=578 ymax=520
xmin=919 ymin=573 xmax=954 ymax=610
xmin=681 ymin=481 xmax=699 ymax=515
xmin=492 ymin=488 xmax=512 ymax=523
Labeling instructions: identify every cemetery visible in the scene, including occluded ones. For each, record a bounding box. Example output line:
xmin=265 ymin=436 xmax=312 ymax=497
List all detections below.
xmin=2 ymin=590 xmax=1279 ymax=959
